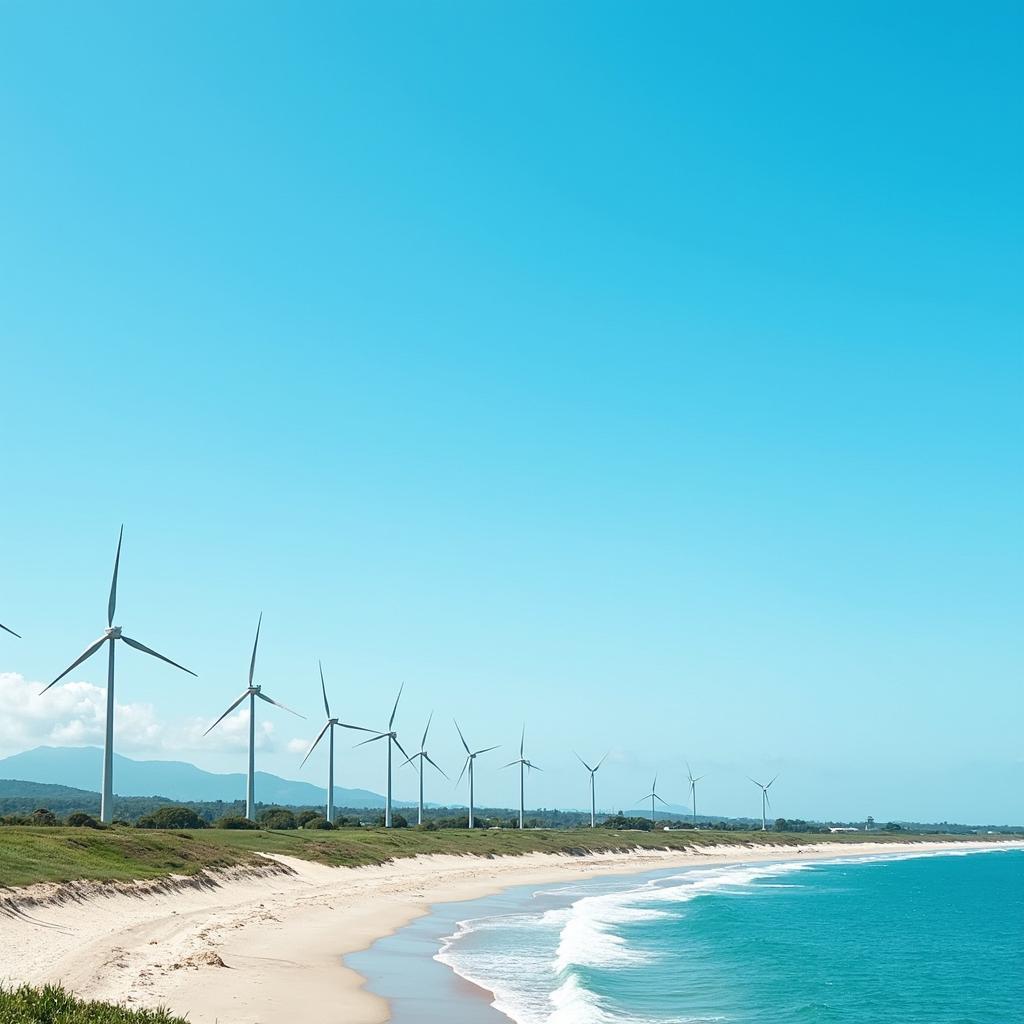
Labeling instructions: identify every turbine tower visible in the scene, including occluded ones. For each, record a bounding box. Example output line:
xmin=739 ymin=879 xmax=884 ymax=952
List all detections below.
xmin=300 ymin=662 xmax=379 ymax=823
xmin=41 ymin=526 xmax=196 ymax=823
xmin=0 ymin=622 xmax=19 ymax=638
xmin=454 ymin=720 xmax=498 ymax=829
xmin=353 ymin=685 xmax=413 ymax=828
xmin=686 ymin=762 xmax=705 ymax=827
xmin=637 ymin=774 xmax=668 ymax=829
xmin=502 ymin=726 xmax=541 ymax=829
xmin=205 ymin=614 xmax=304 ymax=821
xmin=575 ymin=752 xmax=608 ymax=827
xmin=400 ymin=712 xmax=448 ymax=824
xmin=749 ymin=775 xmax=778 ymax=831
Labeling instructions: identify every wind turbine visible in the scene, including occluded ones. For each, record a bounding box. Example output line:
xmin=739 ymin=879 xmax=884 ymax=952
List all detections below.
xmin=502 ymin=726 xmax=541 ymax=829
xmin=454 ymin=720 xmax=498 ymax=829
xmin=299 ymin=662 xmax=379 ymax=824
xmin=686 ymin=762 xmax=705 ymax=827
xmin=353 ymin=685 xmax=413 ymax=828
xmin=400 ymin=712 xmax=448 ymax=824
xmin=205 ymin=614 xmax=304 ymax=821
xmin=749 ymin=775 xmax=778 ymax=831
xmin=575 ymin=752 xmax=608 ymax=827
xmin=0 ymin=622 xmax=19 ymax=638
xmin=40 ymin=526 xmax=196 ymax=823
xmin=637 ymin=774 xmax=669 ymax=830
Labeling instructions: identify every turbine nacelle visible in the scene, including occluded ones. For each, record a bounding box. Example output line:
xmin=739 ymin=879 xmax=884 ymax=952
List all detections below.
xmin=105 ymin=626 xmax=123 ymax=639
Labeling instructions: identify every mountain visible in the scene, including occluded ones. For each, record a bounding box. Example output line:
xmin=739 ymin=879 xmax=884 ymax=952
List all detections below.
xmin=0 ymin=746 xmax=390 ymax=808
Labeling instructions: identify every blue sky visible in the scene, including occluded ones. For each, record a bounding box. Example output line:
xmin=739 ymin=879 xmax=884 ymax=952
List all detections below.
xmin=1 ymin=2 xmax=1021 ymax=823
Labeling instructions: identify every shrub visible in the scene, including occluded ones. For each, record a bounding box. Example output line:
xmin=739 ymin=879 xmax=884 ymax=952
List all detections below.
xmin=259 ymin=808 xmax=297 ymax=830
xmin=302 ymin=816 xmax=334 ymax=830
xmin=214 ymin=816 xmax=259 ymax=830
xmin=0 ymin=982 xmax=189 ymax=1022
xmin=67 ymin=812 xmax=103 ymax=829
xmin=136 ymin=806 xmax=208 ymax=829
xmin=295 ymin=809 xmax=321 ymax=827
xmin=414 ymin=820 xmax=438 ymax=831
xmin=30 ymin=808 xmax=59 ymax=826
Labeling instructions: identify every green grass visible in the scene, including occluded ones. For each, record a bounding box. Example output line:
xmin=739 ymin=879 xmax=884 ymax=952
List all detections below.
xmin=0 ymin=984 xmax=186 ymax=1023
xmin=0 ymin=824 xmax=1004 ymax=889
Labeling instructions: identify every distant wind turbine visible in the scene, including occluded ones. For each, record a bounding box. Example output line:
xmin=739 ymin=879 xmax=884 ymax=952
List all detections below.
xmin=454 ymin=720 xmax=498 ymax=829
xmin=300 ymin=662 xmax=379 ymax=823
xmin=0 ymin=622 xmax=20 ymax=638
xmin=638 ymin=774 xmax=669 ymax=829
xmin=400 ymin=712 xmax=448 ymax=824
xmin=502 ymin=726 xmax=541 ymax=829
xmin=41 ymin=526 xmax=196 ymax=823
xmin=686 ymin=762 xmax=705 ymax=827
xmin=575 ymin=752 xmax=608 ymax=828
xmin=205 ymin=614 xmax=304 ymax=821
xmin=353 ymin=685 xmax=413 ymax=828
xmin=749 ymin=775 xmax=778 ymax=831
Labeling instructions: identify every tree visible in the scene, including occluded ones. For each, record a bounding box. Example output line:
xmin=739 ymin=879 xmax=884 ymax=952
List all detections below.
xmin=259 ymin=808 xmax=297 ymax=830
xmin=136 ymin=806 xmax=208 ymax=829
xmin=214 ymin=816 xmax=259 ymax=829
xmin=302 ymin=816 xmax=334 ymax=830
xmin=66 ymin=812 xmax=103 ymax=829
xmin=295 ymin=810 xmax=321 ymax=827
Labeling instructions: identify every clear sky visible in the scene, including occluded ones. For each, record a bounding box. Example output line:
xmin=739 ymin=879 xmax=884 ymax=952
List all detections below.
xmin=1 ymin=2 xmax=1021 ymax=824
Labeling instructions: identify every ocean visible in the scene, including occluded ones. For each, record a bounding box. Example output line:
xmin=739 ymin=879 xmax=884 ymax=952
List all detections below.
xmin=351 ymin=848 xmax=1024 ymax=1024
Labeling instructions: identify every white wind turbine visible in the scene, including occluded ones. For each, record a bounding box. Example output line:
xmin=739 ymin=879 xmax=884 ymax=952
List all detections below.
xmin=638 ymin=774 xmax=669 ymax=829
xmin=686 ymin=762 xmax=706 ymax=827
xmin=575 ymin=751 xmax=608 ymax=827
xmin=205 ymin=614 xmax=304 ymax=821
xmin=502 ymin=726 xmax=541 ymax=829
xmin=41 ymin=526 xmax=196 ymax=823
xmin=352 ymin=685 xmax=413 ymax=828
xmin=749 ymin=775 xmax=778 ymax=831
xmin=300 ymin=662 xmax=380 ymax=824
xmin=400 ymin=712 xmax=448 ymax=824
xmin=454 ymin=720 xmax=498 ymax=830
xmin=0 ymin=622 xmax=19 ymax=638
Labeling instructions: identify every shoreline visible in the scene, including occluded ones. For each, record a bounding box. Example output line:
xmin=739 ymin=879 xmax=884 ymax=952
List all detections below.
xmin=1 ymin=839 xmax=1021 ymax=1022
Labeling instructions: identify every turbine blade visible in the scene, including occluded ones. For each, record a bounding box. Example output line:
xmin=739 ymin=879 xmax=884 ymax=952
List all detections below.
xmin=0 ymin=622 xmax=21 ymax=638
xmin=392 ymin=735 xmax=415 ymax=764
xmin=475 ymin=745 xmax=499 ymax=756
xmin=425 ymin=754 xmax=448 ymax=779
xmin=399 ymin=752 xmax=421 ymax=769
xmin=655 ymin=794 xmax=670 ymax=807
xmin=596 ymin=752 xmax=609 ymax=771
xmin=574 ymin=752 xmax=594 ymax=773
xmin=337 ymin=721 xmax=380 ymax=735
xmin=248 ymin=613 xmax=262 ymax=688
xmin=528 ymin=762 xmax=542 ymax=772
xmin=500 ymin=760 xmax=519 ymax=769
xmin=300 ymin=721 xmax=331 ymax=767
xmin=455 ymin=755 xmax=470 ymax=787
xmin=354 ymin=732 xmax=388 ymax=748
xmin=520 ymin=724 xmax=525 ymax=758
xmin=319 ymin=661 xmax=330 ymax=718
xmin=256 ymin=690 xmax=304 ymax=718
xmin=388 ymin=682 xmax=404 ymax=730
xmin=108 ymin=524 xmax=123 ymax=627
xmin=767 ymin=774 xmax=779 ymax=788
xmin=204 ymin=690 xmax=252 ymax=735
xmin=748 ymin=777 xmax=763 ymax=788
xmin=421 ymin=710 xmax=433 ymax=751
xmin=120 ymin=635 xmax=197 ymax=676
xmin=454 ymin=719 xmax=471 ymax=755
xmin=40 ymin=634 xmax=108 ymax=694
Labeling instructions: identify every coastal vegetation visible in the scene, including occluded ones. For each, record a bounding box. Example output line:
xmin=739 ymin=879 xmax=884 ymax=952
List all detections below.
xmin=0 ymin=983 xmax=186 ymax=1023
xmin=0 ymin=822 xmax=1011 ymax=889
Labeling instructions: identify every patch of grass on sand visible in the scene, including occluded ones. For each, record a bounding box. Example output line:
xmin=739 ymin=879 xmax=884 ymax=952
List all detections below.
xmin=0 ymin=983 xmax=187 ymax=1023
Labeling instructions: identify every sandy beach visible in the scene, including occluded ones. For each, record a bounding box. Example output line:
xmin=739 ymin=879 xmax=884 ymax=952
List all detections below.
xmin=1 ymin=839 xmax=1020 ymax=1023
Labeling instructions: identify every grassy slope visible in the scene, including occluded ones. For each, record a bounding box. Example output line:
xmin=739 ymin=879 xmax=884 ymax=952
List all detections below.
xmin=0 ymin=983 xmax=187 ymax=1023
xmin=0 ymin=825 xmax=1004 ymax=889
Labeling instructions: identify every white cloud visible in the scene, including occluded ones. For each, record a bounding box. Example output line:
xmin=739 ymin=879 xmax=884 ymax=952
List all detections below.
xmin=287 ymin=737 xmax=309 ymax=754
xmin=0 ymin=672 xmax=277 ymax=759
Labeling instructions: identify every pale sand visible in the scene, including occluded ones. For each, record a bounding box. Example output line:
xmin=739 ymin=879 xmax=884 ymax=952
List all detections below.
xmin=1 ymin=839 xmax=1021 ymax=1023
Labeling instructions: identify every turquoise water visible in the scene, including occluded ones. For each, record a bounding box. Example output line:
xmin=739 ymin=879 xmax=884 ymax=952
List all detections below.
xmin=434 ymin=849 xmax=1024 ymax=1023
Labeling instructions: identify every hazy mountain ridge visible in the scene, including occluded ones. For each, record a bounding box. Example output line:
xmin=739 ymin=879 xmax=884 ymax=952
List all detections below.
xmin=0 ymin=747 xmax=394 ymax=808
